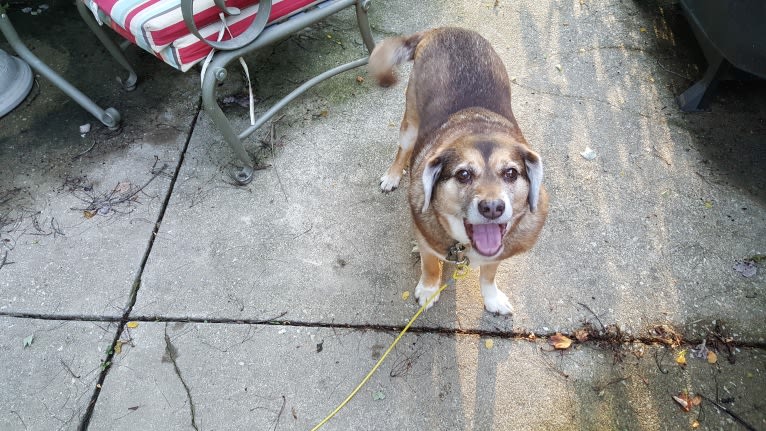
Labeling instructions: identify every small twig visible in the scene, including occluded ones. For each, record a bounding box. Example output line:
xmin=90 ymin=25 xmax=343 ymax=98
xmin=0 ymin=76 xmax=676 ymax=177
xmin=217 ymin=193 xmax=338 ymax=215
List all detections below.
xmin=592 ymin=377 xmax=629 ymax=393
xmin=291 ymin=223 xmax=313 ymax=240
xmin=654 ymin=348 xmax=669 ymax=374
xmin=651 ymin=146 xmax=672 ymax=166
xmin=72 ymin=164 xmax=168 ymax=213
xmin=269 ymin=116 xmax=289 ymax=202
xmin=10 ymin=410 xmax=27 ymax=431
xmin=272 ymin=395 xmax=287 ymax=431
xmin=655 ymin=58 xmax=694 ymax=81
xmin=577 ymin=302 xmax=605 ymax=332
xmin=151 ymin=156 xmax=174 ymax=179
xmin=390 ymin=343 xmax=425 ymax=378
xmin=698 ymin=394 xmax=758 ymax=431
xmin=0 ymin=250 xmax=10 ymax=271
xmin=30 ymin=212 xmax=45 ymax=234
xmin=60 ymin=359 xmax=81 ymax=379
xmin=50 ymin=218 xmax=65 ymax=237
xmin=71 ymin=139 xmax=99 ymax=161
xmin=121 ymin=164 xmax=169 ymax=203
xmin=538 ymin=347 xmax=570 ymax=379
xmin=0 ymin=187 xmax=22 ymax=206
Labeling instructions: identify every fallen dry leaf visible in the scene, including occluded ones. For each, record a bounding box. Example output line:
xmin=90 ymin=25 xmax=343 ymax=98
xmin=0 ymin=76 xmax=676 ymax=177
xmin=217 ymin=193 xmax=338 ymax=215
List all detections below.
xmin=355 ymin=76 xmax=364 ymax=84
xmin=675 ymin=349 xmax=687 ymax=367
xmin=574 ymin=328 xmax=590 ymax=342
xmin=83 ymin=210 xmax=96 ymax=219
xmin=707 ymin=351 xmax=718 ymax=364
xmin=549 ymin=333 xmax=573 ymax=350
xmin=691 ymin=419 xmax=700 ymax=429
xmin=648 ymin=324 xmax=683 ymax=347
xmin=673 ymin=392 xmax=702 ymax=412
xmin=673 ymin=394 xmax=691 ymax=412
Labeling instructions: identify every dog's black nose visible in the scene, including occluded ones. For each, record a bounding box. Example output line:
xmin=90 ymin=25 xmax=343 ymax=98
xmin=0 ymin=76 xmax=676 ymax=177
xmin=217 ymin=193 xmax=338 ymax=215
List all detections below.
xmin=478 ymin=199 xmax=505 ymax=219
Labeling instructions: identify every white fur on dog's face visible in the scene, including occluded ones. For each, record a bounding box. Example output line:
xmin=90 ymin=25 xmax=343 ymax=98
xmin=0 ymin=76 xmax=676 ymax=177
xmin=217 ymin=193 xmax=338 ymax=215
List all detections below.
xmin=424 ymin=136 xmax=541 ymax=258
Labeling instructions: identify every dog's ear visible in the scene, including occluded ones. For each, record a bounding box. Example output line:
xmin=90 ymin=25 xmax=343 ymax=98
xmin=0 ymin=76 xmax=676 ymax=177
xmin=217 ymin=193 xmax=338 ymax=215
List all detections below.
xmin=421 ymin=156 xmax=443 ymax=213
xmin=523 ymin=149 xmax=543 ymax=212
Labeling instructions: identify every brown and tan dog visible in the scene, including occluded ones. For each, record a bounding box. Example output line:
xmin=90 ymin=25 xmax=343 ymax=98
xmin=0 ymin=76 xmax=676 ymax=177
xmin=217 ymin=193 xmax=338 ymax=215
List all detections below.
xmin=369 ymin=27 xmax=548 ymax=314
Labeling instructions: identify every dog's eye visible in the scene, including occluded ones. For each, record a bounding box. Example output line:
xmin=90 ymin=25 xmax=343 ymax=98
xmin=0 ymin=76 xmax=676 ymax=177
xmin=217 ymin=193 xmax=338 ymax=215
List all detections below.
xmin=503 ymin=168 xmax=519 ymax=183
xmin=455 ymin=169 xmax=473 ymax=184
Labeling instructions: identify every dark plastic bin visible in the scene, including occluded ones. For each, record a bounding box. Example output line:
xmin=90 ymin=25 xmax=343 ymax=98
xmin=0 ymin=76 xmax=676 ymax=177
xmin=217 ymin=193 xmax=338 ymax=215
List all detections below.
xmin=676 ymin=0 xmax=766 ymax=111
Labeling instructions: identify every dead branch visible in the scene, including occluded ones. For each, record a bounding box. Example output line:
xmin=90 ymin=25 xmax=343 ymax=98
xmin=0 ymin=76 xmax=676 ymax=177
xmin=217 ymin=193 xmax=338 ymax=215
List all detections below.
xmin=577 ymin=302 xmax=606 ymax=332
xmin=698 ymin=394 xmax=758 ymax=431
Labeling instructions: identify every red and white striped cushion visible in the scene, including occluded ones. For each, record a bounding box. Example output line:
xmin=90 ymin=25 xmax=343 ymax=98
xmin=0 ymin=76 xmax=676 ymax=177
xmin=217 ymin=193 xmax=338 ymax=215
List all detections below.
xmin=82 ymin=0 xmax=321 ymax=71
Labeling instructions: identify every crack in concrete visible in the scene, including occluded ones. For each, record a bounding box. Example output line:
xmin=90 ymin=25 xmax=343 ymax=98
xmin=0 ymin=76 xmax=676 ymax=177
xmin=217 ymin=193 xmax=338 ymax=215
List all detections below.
xmin=76 ymin=102 xmax=203 ymax=430
xmin=5 ymin=310 xmax=765 ymax=350
xmin=105 ymin=315 xmax=766 ymax=350
xmin=164 ymin=323 xmax=199 ymax=431
xmin=0 ymin=312 xmax=122 ymax=321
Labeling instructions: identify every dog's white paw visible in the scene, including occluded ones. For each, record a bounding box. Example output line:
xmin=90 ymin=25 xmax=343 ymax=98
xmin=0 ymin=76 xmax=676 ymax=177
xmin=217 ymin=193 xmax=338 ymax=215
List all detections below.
xmin=380 ymin=173 xmax=401 ymax=192
xmin=483 ymin=289 xmax=513 ymax=315
xmin=414 ymin=280 xmax=440 ymax=309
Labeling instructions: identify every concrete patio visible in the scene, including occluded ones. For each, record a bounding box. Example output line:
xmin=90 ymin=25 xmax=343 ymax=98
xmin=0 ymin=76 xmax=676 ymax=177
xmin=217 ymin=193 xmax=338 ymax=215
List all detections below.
xmin=1 ymin=0 xmax=764 ymax=429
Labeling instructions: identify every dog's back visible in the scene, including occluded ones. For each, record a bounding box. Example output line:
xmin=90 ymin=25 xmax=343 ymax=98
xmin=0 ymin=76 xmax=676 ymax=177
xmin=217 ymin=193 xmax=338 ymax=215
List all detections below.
xmin=369 ymin=27 xmax=515 ymax=140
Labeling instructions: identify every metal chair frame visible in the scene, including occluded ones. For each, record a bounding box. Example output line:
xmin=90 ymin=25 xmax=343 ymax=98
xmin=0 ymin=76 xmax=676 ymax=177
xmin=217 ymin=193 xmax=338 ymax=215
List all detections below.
xmin=5 ymin=0 xmax=374 ymax=184
xmin=0 ymin=11 xmax=123 ymax=128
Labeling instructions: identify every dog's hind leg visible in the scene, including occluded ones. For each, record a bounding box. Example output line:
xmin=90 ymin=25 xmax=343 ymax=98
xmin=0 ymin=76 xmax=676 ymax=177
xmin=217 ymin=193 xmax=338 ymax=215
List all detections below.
xmin=380 ymin=82 xmax=418 ymax=192
xmin=414 ymin=247 xmax=442 ymax=309
xmin=480 ymin=262 xmax=513 ymax=315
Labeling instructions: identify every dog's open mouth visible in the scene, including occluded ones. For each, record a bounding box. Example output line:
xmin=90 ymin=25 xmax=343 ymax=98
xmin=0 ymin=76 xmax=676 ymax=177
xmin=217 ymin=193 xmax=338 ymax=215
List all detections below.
xmin=464 ymin=221 xmax=507 ymax=256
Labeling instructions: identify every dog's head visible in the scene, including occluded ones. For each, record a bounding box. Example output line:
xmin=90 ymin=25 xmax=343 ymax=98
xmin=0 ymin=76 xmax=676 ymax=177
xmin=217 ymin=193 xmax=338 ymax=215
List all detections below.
xmin=420 ymin=133 xmax=543 ymax=257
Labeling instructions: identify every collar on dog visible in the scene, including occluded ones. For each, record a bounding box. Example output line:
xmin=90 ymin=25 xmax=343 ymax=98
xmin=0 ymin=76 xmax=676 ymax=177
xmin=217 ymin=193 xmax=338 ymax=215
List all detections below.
xmin=445 ymin=242 xmax=469 ymax=265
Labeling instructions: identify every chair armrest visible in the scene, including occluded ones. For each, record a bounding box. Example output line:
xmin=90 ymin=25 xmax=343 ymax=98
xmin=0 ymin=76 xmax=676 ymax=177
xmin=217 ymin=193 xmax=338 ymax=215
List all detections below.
xmin=181 ymin=0 xmax=272 ymax=50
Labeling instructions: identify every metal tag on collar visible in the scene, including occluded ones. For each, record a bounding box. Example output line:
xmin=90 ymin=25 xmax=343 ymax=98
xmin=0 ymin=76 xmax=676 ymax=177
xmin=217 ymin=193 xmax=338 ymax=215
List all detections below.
xmin=446 ymin=243 xmax=469 ymax=265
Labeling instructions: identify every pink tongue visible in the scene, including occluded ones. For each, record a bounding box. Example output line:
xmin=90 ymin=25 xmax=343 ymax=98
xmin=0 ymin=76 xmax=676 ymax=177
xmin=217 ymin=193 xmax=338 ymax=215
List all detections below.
xmin=471 ymin=224 xmax=503 ymax=256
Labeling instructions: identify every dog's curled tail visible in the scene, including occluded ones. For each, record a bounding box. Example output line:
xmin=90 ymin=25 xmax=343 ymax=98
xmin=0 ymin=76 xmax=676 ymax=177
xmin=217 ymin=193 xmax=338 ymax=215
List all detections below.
xmin=368 ymin=32 xmax=425 ymax=87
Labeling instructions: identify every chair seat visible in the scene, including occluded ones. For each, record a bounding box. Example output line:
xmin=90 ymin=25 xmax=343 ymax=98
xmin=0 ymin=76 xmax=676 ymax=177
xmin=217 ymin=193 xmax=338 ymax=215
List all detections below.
xmin=83 ymin=0 xmax=321 ymax=71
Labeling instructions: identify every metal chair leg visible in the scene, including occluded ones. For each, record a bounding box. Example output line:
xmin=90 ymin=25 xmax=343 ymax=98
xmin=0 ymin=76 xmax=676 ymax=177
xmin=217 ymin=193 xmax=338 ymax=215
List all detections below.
xmin=200 ymin=64 xmax=256 ymax=185
xmin=355 ymin=0 xmax=375 ymax=53
xmin=0 ymin=12 xmax=121 ymax=129
xmin=76 ymin=1 xmax=138 ymax=91
xmin=197 ymin=0 xmax=376 ymax=185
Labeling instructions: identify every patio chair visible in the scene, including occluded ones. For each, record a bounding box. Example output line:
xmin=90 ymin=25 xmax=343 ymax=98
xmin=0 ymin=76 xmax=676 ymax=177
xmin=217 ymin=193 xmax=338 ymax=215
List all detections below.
xmin=76 ymin=0 xmax=375 ymax=184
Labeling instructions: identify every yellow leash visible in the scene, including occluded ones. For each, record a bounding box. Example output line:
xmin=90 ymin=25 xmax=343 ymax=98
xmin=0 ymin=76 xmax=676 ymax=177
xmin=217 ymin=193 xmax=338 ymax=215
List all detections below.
xmin=311 ymin=262 xmax=470 ymax=431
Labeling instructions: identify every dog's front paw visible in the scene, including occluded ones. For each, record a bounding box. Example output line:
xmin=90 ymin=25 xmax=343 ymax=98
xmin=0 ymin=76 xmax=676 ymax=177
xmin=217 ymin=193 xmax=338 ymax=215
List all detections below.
xmin=414 ymin=280 xmax=440 ymax=309
xmin=483 ymin=289 xmax=513 ymax=315
xmin=380 ymin=173 xmax=401 ymax=193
